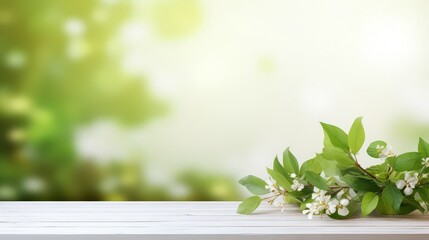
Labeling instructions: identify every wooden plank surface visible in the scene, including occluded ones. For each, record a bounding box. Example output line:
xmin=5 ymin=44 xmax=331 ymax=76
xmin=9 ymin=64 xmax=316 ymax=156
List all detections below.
xmin=0 ymin=201 xmax=428 ymax=240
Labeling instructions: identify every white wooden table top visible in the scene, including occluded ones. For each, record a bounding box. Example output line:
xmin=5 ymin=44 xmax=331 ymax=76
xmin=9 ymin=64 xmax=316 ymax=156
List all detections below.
xmin=0 ymin=201 xmax=428 ymax=240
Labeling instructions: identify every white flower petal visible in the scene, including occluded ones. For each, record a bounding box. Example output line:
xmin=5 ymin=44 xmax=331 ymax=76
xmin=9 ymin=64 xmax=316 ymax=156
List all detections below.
xmin=396 ymin=180 xmax=406 ymax=189
xmin=322 ymin=195 xmax=331 ymax=203
xmin=404 ymin=186 xmax=414 ymax=196
xmin=340 ymin=198 xmax=350 ymax=206
xmin=329 ymin=199 xmax=339 ymax=206
xmin=409 ymin=181 xmax=418 ymax=189
xmin=327 ymin=206 xmax=336 ymax=215
xmin=348 ymin=188 xmax=357 ymax=198
xmin=338 ymin=207 xmax=349 ymax=216
xmin=337 ymin=189 xmax=345 ymax=199
xmin=405 ymin=172 xmax=412 ymax=181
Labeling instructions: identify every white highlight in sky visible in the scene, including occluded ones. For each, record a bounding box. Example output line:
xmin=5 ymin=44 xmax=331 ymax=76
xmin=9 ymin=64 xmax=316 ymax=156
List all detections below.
xmin=299 ymin=83 xmax=334 ymax=117
xmin=361 ymin=16 xmax=416 ymax=71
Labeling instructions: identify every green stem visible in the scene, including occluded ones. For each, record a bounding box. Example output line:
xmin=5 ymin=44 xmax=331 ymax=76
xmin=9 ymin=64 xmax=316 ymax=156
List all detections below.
xmin=355 ymin=162 xmax=378 ymax=180
xmin=262 ymin=193 xmax=281 ymax=201
xmin=386 ymin=166 xmax=393 ymax=180
xmin=352 ymin=154 xmax=379 ymax=181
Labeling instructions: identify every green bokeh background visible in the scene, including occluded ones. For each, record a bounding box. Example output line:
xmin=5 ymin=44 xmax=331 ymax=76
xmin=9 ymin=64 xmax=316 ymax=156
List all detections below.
xmin=0 ymin=0 xmax=240 ymax=200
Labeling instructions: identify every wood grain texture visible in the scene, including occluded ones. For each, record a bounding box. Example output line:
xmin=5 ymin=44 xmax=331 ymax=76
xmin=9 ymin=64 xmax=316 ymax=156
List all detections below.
xmin=0 ymin=201 xmax=428 ymax=240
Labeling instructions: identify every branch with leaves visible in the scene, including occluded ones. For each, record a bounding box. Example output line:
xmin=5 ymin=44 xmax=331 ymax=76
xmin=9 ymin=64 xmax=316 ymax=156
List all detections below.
xmin=237 ymin=117 xmax=429 ymax=219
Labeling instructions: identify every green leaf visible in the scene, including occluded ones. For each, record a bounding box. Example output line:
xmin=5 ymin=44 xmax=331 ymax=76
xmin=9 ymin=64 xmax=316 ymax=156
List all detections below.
xmin=341 ymin=167 xmax=364 ymax=177
xmin=367 ymin=140 xmax=387 ymax=158
xmin=237 ymin=196 xmax=262 ymax=214
xmin=418 ymin=137 xmax=429 ymax=158
xmin=388 ymin=152 xmax=422 ymax=172
xmin=318 ymin=156 xmax=341 ymax=177
xmin=417 ymin=187 xmax=429 ymax=208
xmin=307 ymin=154 xmax=344 ymax=177
xmin=266 ymin=168 xmax=292 ymax=191
xmin=288 ymin=187 xmax=312 ymax=198
xmin=304 ymin=171 xmax=329 ymax=190
xmin=321 ymin=122 xmax=349 ymax=151
xmin=284 ymin=195 xmax=300 ymax=204
xmin=348 ymin=117 xmax=365 ymax=154
xmin=376 ymin=193 xmax=396 ymax=215
xmin=323 ymin=131 xmax=335 ymax=148
xmin=361 ymin=192 xmax=379 ymax=216
xmin=382 ymin=182 xmax=403 ymax=212
xmin=399 ymin=196 xmax=425 ymax=215
xmin=322 ymin=147 xmax=355 ymax=167
xmin=299 ymin=197 xmax=313 ymax=210
xmin=273 ymin=156 xmax=289 ymax=180
xmin=283 ymin=147 xmax=299 ymax=175
xmin=341 ymin=175 xmax=380 ymax=192
xmin=238 ymin=175 xmax=270 ymax=195
xmin=300 ymin=155 xmax=322 ymax=175
xmin=366 ymin=162 xmax=389 ymax=180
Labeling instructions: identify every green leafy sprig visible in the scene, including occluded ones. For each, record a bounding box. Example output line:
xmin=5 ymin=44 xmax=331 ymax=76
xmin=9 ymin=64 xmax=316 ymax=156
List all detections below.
xmin=237 ymin=117 xmax=429 ymax=219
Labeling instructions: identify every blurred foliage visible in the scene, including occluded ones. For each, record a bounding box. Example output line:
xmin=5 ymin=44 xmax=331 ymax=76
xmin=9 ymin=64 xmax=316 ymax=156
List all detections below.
xmin=177 ymin=171 xmax=242 ymax=201
xmin=393 ymin=118 xmax=429 ymax=142
xmin=0 ymin=0 xmax=240 ymax=200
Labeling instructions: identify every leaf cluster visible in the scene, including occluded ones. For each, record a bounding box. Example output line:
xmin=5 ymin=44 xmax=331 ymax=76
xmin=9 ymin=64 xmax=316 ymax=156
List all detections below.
xmin=237 ymin=117 xmax=429 ymax=219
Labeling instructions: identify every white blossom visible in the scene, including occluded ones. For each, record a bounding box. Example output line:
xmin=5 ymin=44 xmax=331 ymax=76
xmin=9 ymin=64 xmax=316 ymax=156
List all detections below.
xmin=337 ymin=199 xmax=350 ymax=216
xmin=311 ymin=187 xmax=328 ymax=201
xmin=289 ymin=173 xmax=304 ymax=192
xmin=265 ymin=177 xmax=277 ymax=193
xmin=303 ymin=191 xmax=332 ymax=219
xmin=303 ymin=195 xmax=330 ymax=220
xmin=303 ymin=186 xmax=354 ymax=219
xmin=327 ymin=198 xmax=350 ymax=216
xmin=302 ymin=202 xmax=319 ymax=220
xmin=396 ymin=172 xmax=419 ymax=196
xmin=274 ymin=198 xmax=287 ymax=212
xmin=327 ymin=198 xmax=339 ymax=215
xmin=337 ymin=188 xmax=357 ymax=200
xmin=377 ymin=144 xmax=394 ymax=161
xmin=317 ymin=195 xmax=331 ymax=212
xmin=291 ymin=179 xmax=305 ymax=191
xmin=422 ymin=158 xmax=429 ymax=168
